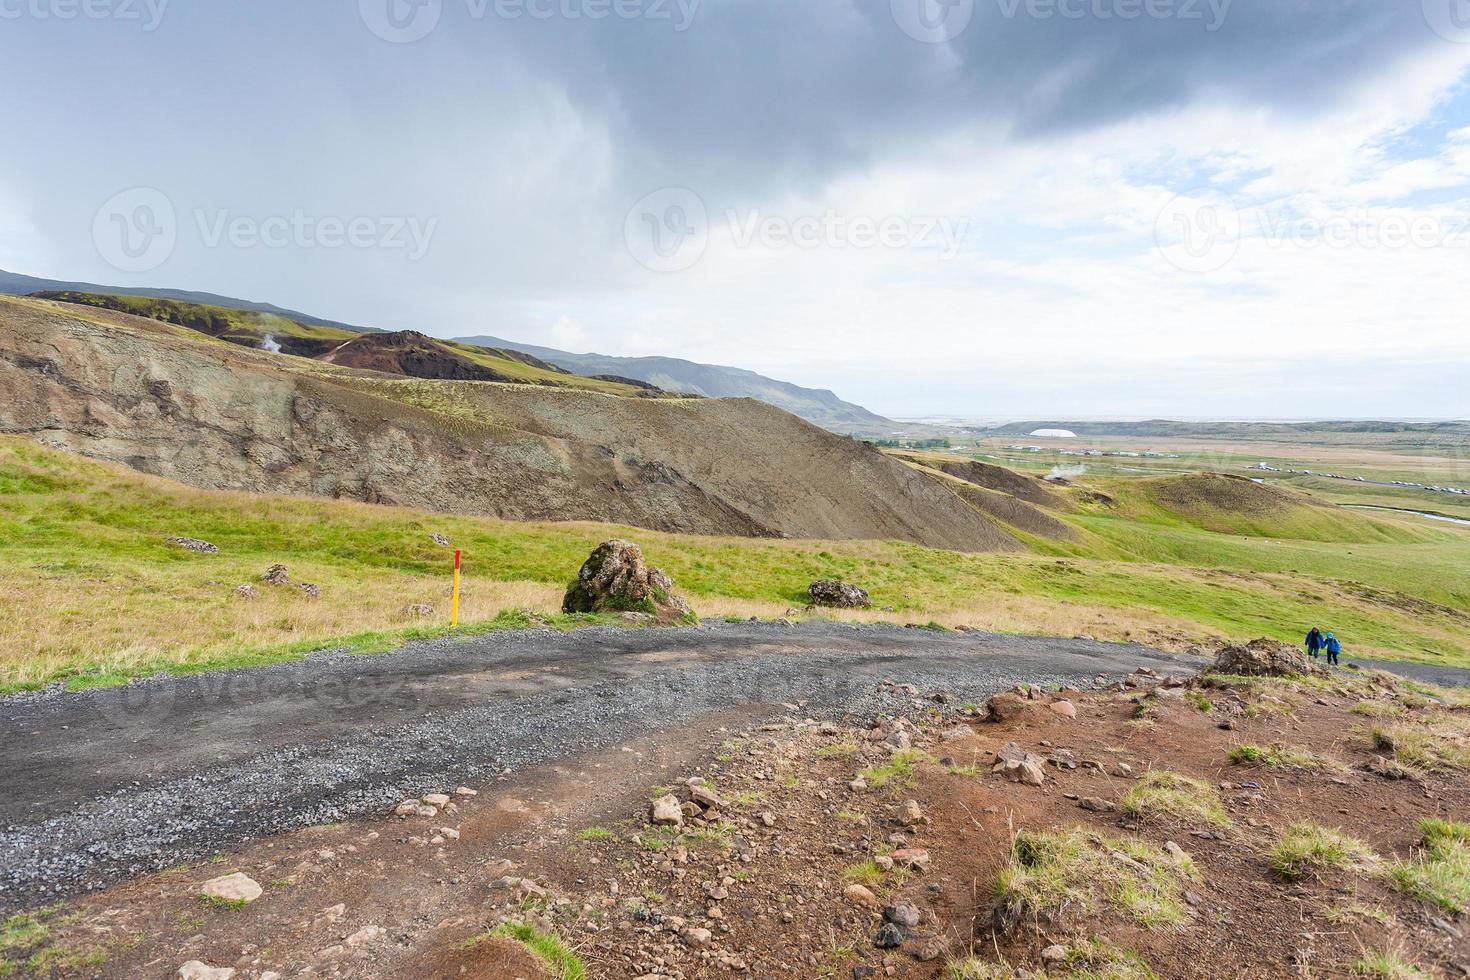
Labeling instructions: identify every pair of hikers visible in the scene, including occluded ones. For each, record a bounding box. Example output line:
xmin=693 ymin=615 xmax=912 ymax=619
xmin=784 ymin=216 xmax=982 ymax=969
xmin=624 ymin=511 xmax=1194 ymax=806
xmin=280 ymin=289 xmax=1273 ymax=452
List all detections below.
xmin=1305 ymin=627 xmax=1342 ymax=666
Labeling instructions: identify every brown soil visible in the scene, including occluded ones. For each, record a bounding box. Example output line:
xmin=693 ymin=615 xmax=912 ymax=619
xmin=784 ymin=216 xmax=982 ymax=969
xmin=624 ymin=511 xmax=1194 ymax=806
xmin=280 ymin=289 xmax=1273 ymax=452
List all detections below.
xmin=10 ymin=668 xmax=1466 ymax=979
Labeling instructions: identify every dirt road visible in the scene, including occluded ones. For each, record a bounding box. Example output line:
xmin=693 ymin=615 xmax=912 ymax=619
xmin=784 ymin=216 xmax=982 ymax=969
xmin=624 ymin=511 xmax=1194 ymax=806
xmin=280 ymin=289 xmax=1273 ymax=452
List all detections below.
xmin=0 ymin=621 xmax=1456 ymax=912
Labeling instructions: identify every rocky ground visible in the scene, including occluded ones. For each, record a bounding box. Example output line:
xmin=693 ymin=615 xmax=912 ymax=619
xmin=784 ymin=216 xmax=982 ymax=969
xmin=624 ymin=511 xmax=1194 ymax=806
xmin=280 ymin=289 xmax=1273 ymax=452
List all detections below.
xmin=3 ymin=644 xmax=1467 ymax=979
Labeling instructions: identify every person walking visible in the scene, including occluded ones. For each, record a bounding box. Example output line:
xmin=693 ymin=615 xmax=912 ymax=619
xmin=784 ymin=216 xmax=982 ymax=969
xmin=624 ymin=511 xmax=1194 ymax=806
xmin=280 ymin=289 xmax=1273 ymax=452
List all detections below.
xmin=1305 ymin=627 xmax=1323 ymax=659
xmin=1324 ymin=631 xmax=1342 ymax=667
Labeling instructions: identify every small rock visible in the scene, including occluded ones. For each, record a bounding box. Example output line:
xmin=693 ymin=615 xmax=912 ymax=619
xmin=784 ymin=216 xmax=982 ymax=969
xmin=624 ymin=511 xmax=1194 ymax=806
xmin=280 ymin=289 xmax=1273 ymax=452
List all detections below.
xmin=890 ymin=848 xmax=930 ymax=871
xmin=897 ymin=800 xmax=924 ymax=826
xmin=1017 ymin=761 xmax=1046 ymax=786
xmin=844 ymin=884 xmax=881 ymax=907
xmin=431 ymin=533 xmax=451 ymax=546
xmin=691 ymin=784 xmax=725 ymax=809
xmin=1041 ymin=944 xmax=1068 ymax=964
xmin=404 ymin=603 xmax=435 ymax=618
xmin=455 ymin=787 xmax=478 ymax=797
xmin=422 ymin=793 xmax=451 ymax=807
xmin=297 ymin=582 xmax=322 ymax=599
xmin=167 ymin=536 xmax=219 ymax=554
xmin=1078 ymin=797 xmax=1114 ymax=812
xmin=874 ymin=923 xmax=907 ymax=949
xmin=232 ymin=584 xmax=258 ymax=599
xmin=199 ymin=873 xmax=262 ymax=905
xmin=683 ymin=927 xmax=713 ymax=947
xmin=884 ymin=902 xmax=921 ymax=929
xmin=651 ymin=794 xmax=684 ymax=826
xmin=178 ymin=963 xmax=234 ymax=980
xmin=262 ymin=564 xmax=291 ymax=586
xmin=1048 ymin=700 xmax=1077 ymax=719
xmin=345 ymin=926 xmax=384 ymax=948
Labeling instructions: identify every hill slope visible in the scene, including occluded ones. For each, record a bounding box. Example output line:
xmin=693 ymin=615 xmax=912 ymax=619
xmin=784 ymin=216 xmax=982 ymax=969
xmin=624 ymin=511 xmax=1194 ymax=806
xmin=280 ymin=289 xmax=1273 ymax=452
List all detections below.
xmin=0 ymin=295 xmax=1007 ymax=550
xmin=0 ymin=267 xmax=367 ymax=332
xmin=456 ymin=335 xmax=901 ymax=436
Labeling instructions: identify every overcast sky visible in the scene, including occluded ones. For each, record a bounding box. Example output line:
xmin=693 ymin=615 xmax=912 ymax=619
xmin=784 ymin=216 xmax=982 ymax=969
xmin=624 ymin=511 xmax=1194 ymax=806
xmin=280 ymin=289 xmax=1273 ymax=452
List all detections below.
xmin=4 ymin=0 xmax=1470 ymax=418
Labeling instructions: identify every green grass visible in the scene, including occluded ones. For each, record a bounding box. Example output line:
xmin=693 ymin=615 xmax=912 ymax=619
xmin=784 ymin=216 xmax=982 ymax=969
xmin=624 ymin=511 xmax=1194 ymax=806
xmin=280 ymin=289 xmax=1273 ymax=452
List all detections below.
xmin=995 ymin=827 xmax=1198 ymax=928
xmin=1389 ymin=818 xmax=1470 ymax=914
xmin=1352 ymin=951 xmax=1432 ymax=979
xmin=1120 ymin=771 xmax=1230 ymax=826
xmin=1269 ymin=823 xmax=1377 ymax=881
xmin=482 ymin=923 xmax=586 ymax=980
xmin=576 ymin=827 xmax=616 ymax=842
xmin=1371 ymin=722 xmax=1470 ymax=772
xmin=4 ymin=433 xmax=1470 ymax=690
xmin=1227 ymin=744 xmax=1346 ymax=773
xmin=859 ymin=750 xmax=924 ymax=791
xmin=842 ymin=860 xmax=886 ymax=888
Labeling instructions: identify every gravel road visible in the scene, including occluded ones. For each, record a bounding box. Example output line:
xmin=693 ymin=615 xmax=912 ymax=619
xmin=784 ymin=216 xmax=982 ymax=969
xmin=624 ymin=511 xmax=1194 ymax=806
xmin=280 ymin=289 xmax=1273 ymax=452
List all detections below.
xmin=0 ymin=621 xmax=1458 ymax=912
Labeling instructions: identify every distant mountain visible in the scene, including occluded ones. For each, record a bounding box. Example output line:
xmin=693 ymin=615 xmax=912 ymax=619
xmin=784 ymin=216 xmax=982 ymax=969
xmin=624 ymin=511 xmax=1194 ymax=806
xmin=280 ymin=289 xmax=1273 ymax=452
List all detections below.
xmin=455 ymin=335 xmax=901 ymax=436
xmin=0 ymin=267 xmax=373 ymax=333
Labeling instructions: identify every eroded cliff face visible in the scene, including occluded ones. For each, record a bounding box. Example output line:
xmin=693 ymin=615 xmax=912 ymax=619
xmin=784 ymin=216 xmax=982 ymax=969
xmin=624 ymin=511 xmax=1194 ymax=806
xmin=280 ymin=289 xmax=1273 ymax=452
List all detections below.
xmin=0 ymin=297 xmax=1019 ymax=551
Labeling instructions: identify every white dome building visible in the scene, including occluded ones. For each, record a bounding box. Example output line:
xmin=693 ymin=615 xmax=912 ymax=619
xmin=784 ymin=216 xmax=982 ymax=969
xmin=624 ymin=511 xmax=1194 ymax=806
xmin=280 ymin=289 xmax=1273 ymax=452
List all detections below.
xmin=1030 ymin=428 xmax=1078 ymax=439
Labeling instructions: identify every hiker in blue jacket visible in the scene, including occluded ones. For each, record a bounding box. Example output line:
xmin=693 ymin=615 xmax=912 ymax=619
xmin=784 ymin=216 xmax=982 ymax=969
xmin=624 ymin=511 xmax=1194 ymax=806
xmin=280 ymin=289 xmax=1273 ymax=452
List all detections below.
xmin=1323 ymin=631 xmax=1342 ymax=667
xmin=1305 ymin=627 xmax=1324 ymax=659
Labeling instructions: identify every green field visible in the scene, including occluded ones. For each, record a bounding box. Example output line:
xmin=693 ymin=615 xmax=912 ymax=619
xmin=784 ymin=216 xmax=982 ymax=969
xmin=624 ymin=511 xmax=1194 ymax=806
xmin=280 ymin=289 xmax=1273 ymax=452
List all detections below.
xmin=4 ymin=436 xmax=1469 ymax=693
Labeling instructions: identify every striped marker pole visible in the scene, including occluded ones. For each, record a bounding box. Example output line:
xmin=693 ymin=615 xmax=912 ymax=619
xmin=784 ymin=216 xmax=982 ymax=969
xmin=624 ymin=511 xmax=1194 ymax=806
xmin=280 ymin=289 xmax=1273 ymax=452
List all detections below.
xmin=452 ymin=549 xmax=462 ymax=627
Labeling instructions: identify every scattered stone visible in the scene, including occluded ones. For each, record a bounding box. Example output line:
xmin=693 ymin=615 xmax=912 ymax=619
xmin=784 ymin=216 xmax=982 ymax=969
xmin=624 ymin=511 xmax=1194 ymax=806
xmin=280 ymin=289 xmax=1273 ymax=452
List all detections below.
xmin=683 ymin=927 xmax=713 ymax=947
xmin=431 ymin=533 xmax=451 ymax=546
xmin=178 ymin=963 xmax=234 ymax=980
xmin=897 ymin=800 xmax=924 ymax=826
xmin=297 ymin=582 xmax=322 ymax=599
xmin=562 ymin=540 xmax=692 ymax=623
xmin=404 ymin=603 xmax=435 ymax=618
xmin=1048 ymin=700 xmax=1078 ymax=719
xmin=651 ymin=794 xmax=684 ymax=826
xmin=262 ymin=564 xmax=291 ymax=586
xmin=199 ymin=873 xmax=262 ymax=904
xmin=167 ymin=536 xmax=219 ymax=554
xmin=344 ymin=926 xmax=384 ymax=948
xmin=422 ymin=793 xmax=451 ymax=807
xmin=1078 ymin=797 xmax=1114 ymax=812
xmin=455 ymin=787 xmax=478 ymax=797
xmin=890 ymin=848 xmax=930 ymax=871
xmin=622 ymin=611 xmax=655 ymax=624
xmin=884 ymin=902 xmax=922 ymax=929
xmin=941 ymin=724 xmax=973 ymax=742
xmin=884 ymin=729 xmax=912 ymax=751
xmin=807 ymin=580 xmax=872 ymax=610
xmin=874 ymin=923 xmax=907 ymax=949
xmin=844 ymin=884 xmax=881 ymax=907
xmin=232 ymin=584 xmax=258 ymax=599
xmin=1041 ymin=944 xmax=1069 ymax=964
xmin=1018 ymin=761 xmax=1046 ymax=786
xmin=691 ymin=784 xmax=725 ymax=810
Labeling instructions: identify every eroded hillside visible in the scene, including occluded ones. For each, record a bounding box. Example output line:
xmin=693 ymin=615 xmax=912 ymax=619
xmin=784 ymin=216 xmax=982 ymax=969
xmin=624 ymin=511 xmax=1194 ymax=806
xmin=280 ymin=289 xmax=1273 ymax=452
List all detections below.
xmin=0 ymin=296 xmax=1009 ymax=550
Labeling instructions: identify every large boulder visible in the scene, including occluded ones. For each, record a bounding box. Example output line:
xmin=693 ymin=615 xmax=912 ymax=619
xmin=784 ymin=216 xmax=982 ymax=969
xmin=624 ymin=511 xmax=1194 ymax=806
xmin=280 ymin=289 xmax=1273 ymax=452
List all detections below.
xmin=562 ymin=540 xmax=692 ymax=624
xmin=1213 ymin=638 xmax=1327 ymax=678
xmin=808 ymin=579 xmax=871 ymax=609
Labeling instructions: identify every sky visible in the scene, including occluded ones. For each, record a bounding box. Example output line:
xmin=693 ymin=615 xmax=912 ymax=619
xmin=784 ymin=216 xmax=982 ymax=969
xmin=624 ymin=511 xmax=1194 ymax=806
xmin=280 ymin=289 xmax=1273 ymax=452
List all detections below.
xmin=4 ymin=0 xmax=1470 ymax=419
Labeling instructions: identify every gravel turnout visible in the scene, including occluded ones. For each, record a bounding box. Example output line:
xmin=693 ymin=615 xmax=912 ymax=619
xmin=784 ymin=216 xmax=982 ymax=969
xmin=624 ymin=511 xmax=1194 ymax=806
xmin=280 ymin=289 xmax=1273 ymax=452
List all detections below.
xmin=0 ymin=621 xmax=1452 ymax=913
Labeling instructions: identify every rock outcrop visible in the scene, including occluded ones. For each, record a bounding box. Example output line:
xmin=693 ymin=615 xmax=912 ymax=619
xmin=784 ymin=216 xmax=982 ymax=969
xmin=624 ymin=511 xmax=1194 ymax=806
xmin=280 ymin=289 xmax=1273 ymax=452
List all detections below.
xmin=562 ymin=540 xmax=692 ymax=624
xmin=807 ymin=580 xmax=871 ymax=609
xmin=1213 ymin=638 xmax=1327 ymax=678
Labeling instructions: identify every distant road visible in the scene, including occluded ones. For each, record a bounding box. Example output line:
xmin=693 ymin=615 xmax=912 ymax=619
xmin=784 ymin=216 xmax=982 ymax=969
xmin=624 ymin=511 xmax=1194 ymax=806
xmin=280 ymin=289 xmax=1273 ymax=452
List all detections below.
xmin=0 ymin=622 xmax=1462 ymax=911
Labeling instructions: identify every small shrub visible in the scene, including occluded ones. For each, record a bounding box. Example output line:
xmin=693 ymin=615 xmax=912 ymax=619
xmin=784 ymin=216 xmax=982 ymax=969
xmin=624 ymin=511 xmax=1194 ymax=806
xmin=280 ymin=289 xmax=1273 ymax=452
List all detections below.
xmin=1389 ymin=818 xmax=1470 ymax=914
xmin=577 ymin=827 xmax=615 ymax=842
xmin=487 ymin=922 xmax=587 ymax=980
xmin=1270 ymin=823 xmax=1377 ymax=881
xmin=1121 ymin=771 xmax=1229 ymax=826
xmin=1227 ymin=743 xmax=1345 ymax=772
xmin=860 ymin=750 xmax=924 ymax=791
xmin=1183 ymin=691 xmax=1213 ymax=713
xmin=994 ymin=826 xmax=1197 ymax=928
xmin=1352 ymin=950 xmax=1431 ymax=979
xmin=842 ymin=860 xmax=885 ymax=887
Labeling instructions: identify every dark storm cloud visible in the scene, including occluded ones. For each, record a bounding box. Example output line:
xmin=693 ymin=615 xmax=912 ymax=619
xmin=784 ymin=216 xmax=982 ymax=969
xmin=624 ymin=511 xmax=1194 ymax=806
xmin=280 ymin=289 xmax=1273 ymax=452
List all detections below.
xmin=451 ymin=0 xmax=1447 ymax=189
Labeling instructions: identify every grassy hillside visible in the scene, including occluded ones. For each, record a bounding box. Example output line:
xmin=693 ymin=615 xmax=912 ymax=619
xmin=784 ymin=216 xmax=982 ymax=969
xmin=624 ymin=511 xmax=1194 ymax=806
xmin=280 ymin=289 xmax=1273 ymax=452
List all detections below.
xmin=4 ymin=437 xmax=1470 ymax=693
xmin=33 ymin=293 xmax=658 ymax=397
